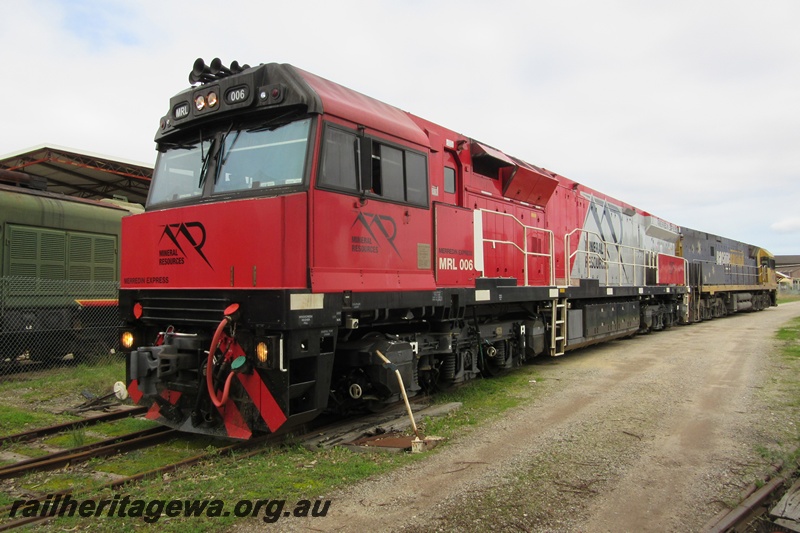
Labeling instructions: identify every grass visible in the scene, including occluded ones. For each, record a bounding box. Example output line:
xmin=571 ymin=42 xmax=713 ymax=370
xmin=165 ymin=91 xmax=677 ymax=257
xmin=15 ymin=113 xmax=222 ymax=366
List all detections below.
xmin=0 ymin=359 xmax=125 ymax=437
xmin=3 ymin=313 xmax=799 ymax=531
xmin=4 ymin=312 xmax=798 ymax=531
xmin=751 ymin=313 xmax=800 ymax=481
xmin=14 ymin=361 xmax=124 ymax=403
xmin=423 ymin=364 xmax=540 ymax=437
xmin=776 ymin=316 xmax=800 ymax=359
xmin=16 ymin=310 xmax=798 ymax=531
xmin=41 ymin=427 xmax=102 ymax=449
xmin=25 ymin=473 xmax=95 ymax=494
xmin=2 ymin=443 xmax=50 ymax=459
xmin=94 ymin=417 xmax=160 ymax=437
xmin=0 ymin=407 xmax=69 ymax=435
xmin=8 ymin=363 xmax=543 ymax=532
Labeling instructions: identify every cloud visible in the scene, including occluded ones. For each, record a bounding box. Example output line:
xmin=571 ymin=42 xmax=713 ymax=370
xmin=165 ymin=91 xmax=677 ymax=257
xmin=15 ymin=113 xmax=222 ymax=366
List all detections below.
xmin=771 ymin=219 xmax=800 ymax=234
xmin=2 ymin=0 xmax=799 ymax=254
xmin=60 ymin=0 xmax=142 ymax=49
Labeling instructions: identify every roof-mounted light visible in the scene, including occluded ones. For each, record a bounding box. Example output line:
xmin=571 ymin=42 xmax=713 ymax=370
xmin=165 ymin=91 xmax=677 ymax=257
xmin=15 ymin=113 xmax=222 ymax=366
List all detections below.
xmin=257 ymin=84 xmax=286 ymax=106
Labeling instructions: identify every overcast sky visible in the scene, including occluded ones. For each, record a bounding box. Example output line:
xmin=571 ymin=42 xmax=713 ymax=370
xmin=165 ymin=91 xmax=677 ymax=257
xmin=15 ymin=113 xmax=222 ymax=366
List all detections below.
xmin=2 ymin=0 xmax=798 ymax=255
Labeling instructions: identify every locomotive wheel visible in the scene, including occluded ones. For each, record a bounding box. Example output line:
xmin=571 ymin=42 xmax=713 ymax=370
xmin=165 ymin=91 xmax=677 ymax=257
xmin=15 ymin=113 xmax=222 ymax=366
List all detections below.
xmin=417 ymin=367 xmax=438 ymax=394
xmin=480 ymin=362 xmax=504 ymax=378
xmin=365 ymin=399 xmax=388 ymax=413
xmin=479 ymin=354 xmax=505 ymax=378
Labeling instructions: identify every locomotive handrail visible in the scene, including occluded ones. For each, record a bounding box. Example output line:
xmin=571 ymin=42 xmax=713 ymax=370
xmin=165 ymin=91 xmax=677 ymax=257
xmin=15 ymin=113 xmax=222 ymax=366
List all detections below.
xmin=477 ymin=209 xmax=555 ymax=286
xmin=565 ymin=230 xmax=685 ymax=288
xmin=564 ymin=228 xmax=609 ymax=286
xmin=608 ymin=241 xmax=655 ymax=286
xmin=692 ymin=260 xmax=760 ymax=286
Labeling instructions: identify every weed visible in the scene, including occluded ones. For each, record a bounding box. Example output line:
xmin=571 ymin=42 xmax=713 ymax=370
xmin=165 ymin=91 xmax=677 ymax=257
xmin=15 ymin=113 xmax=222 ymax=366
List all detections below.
xmin=32 ymin=365 xmax=544 ymax=532
xmin=93 ymin=417 xmax=159 ymax=437
xmin=0 ymin=360 xmax=124 ymax=437
xmin=761 ymin=317 xmax=800 ymax=480
xmin=0 ymin=407 xmax=72 ymax=436
xmin=69 ymin=427 xmax=86 ymax=448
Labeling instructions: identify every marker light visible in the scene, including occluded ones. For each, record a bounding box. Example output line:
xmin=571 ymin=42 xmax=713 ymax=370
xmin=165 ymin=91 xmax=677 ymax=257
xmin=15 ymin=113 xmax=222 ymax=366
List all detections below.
xmin=195 ymin=95 xmax=206 ymax=110
xmin=133 ymin=302 xmax=143 ymax=319
xmin=231 ymin=356 xmax=250 ymax=374
xmin=121 ymin=331 xmax=135 ymax=349
xmin=256 ymin=342 xmax=268 ymax=363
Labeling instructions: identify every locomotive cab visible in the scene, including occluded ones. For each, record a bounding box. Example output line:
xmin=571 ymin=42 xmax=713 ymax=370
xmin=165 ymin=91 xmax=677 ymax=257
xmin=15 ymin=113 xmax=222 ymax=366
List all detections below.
xmin=119 ymin=59 xmax=432 ymax=438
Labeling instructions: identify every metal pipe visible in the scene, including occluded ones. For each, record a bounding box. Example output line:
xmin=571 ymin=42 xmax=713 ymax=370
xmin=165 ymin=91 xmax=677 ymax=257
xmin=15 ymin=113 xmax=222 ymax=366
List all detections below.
xmin=375 ymin=349 xmax=421 ymax=439
xmin=206 ymin=317 xmax=236 ymax=408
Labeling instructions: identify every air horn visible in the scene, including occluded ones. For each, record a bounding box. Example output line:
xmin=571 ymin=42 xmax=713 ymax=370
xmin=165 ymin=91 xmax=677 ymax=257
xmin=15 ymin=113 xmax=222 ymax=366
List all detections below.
xmin=189 ymin=58 xmax=252 ymax=84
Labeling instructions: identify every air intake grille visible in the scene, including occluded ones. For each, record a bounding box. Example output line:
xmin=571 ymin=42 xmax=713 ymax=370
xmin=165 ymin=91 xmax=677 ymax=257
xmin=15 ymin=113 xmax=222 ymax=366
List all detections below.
xmin=138 ymin=295 xmax=230 ymax=325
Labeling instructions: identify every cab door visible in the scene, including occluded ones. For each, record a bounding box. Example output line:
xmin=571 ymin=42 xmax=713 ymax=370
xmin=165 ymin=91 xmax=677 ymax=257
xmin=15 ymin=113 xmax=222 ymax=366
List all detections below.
xmin=310 ymin=123 xmax=435 ymax=293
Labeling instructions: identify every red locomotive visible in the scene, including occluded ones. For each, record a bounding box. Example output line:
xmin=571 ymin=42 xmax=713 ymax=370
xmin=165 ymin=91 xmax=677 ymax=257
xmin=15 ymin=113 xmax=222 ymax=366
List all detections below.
xmin=119 ymin=58 xmax=777 ymax=439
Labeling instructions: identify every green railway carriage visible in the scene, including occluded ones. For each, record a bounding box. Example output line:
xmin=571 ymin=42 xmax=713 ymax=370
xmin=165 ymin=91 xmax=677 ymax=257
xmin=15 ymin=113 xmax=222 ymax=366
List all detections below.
xmin=0 ymin=182 xmax=141 ymax=362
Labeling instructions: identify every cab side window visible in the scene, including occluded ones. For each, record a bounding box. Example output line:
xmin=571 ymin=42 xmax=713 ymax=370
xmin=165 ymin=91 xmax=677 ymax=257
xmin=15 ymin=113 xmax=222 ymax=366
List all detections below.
xmin=319 ymin=128 xmax=358 ymax=190
xmin=444 ymin=167 xmax=456 ymax=194
xmin=370 ymin=142 xmax=428 ymax=207
xmin=318 ymin=123 xmax=428 ymax=207
xmin=406 ymin=152 xmax=427 ymax=205
xmin=373 ymin=144 xmax=404 ymax=201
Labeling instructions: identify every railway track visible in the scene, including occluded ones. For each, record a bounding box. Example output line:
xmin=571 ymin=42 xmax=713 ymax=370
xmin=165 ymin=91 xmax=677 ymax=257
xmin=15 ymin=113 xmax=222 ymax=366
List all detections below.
xmin=0 ymin=406 xmax=147 ymax=447
xmin=703 ymin=448 xmax=800 ymax=532
xmin=0 ymin=407 xmax=283 ymax=531
xmin=0 ymin=426 xmax=175 ymax=479
xmin=0 ymin=399 xmax=443 ymax=530
xmin=0 ymin=435 xmax=275 ymax=531
xmin=704 ymin=476 xmax=787 ymax=532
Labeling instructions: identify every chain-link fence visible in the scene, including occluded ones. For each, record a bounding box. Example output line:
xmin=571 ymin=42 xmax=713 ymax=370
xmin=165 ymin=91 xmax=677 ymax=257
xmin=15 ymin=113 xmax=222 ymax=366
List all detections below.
xmin=0 ymin=277 xmax=121 ymax=376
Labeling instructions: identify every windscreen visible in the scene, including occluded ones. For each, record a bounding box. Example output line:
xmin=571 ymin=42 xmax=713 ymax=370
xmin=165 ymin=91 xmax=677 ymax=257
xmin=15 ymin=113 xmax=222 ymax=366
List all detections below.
xmin=148 ymin=118 xmax=312 ymax=207
xmin=148 ymin=139 xmax=211 ymax=205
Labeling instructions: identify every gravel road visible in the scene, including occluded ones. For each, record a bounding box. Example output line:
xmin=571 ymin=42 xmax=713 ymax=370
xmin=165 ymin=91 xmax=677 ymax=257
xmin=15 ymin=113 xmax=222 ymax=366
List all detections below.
xmin=246 ymin=301 xmax=800 ymax=533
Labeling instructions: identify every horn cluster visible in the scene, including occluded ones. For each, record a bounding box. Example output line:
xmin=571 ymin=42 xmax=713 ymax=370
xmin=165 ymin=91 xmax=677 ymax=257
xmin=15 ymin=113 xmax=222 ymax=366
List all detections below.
xmin=189 ymin=58 xmax=251 ymax=84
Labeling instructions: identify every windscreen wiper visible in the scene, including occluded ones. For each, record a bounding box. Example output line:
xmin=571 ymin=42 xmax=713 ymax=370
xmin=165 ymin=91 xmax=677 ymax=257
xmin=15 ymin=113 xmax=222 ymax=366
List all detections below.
xmin=218 ymin=129 xmax=241 ymax=174
xmin=247 ymin=110 xmax=297 ymax=132
xmin=158 ymin=142 xmax=196 ymax=151
xmin=197 ymin=132 xmax=214 ymax=189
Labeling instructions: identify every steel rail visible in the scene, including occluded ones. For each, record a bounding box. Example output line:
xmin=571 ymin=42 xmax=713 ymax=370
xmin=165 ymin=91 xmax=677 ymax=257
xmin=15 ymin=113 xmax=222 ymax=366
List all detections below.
xmin=0 ymin=407 xmax=148 ymax=447
xmin=0 ymin=407 xmax=411 ymax=530
xmin=704 ymin=476 xmax=786 ymax=533
xmin=0 ymin=426 xmax=172 ymax=479
xmin=0 ymin=434 xmax=280 ymax=531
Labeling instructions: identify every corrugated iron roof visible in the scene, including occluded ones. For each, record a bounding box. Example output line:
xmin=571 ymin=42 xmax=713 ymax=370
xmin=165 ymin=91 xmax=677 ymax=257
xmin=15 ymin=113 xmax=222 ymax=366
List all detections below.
xmin=0 ymin=144 xmax=152 ymax=205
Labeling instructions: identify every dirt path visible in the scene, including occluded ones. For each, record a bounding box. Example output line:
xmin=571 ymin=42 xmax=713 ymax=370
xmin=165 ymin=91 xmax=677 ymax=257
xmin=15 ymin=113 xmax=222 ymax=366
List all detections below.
xmin=247 ymin=302 xmax=800 ymax=532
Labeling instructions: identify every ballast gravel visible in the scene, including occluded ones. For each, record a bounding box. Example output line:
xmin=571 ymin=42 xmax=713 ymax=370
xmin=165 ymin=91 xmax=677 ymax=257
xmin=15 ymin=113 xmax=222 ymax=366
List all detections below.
xmin=237 ymin=301 xmax=800 ymax=533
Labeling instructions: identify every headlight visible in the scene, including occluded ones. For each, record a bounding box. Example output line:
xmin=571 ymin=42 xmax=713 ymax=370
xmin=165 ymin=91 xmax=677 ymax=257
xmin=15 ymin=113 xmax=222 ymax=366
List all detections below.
xmin=256 ymin=342 xmax=268 ymax=363
xmin=121 ymin=331 xmax=135 ymax=349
